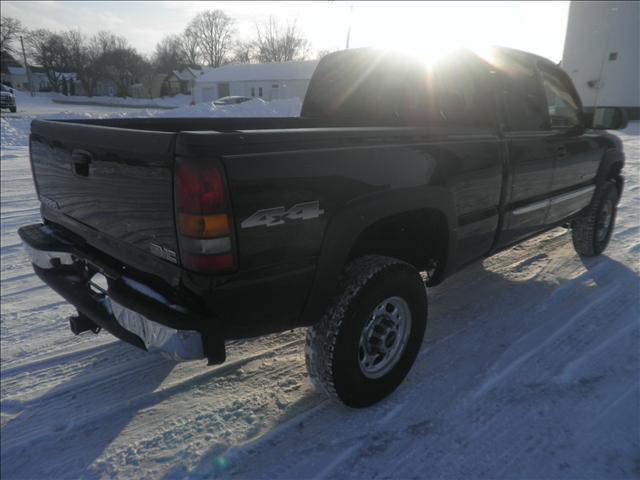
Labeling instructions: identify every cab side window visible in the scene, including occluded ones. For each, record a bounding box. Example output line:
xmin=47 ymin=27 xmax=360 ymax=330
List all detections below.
xmin=404 ymin=52 xmax=495 ymax=128
xmin=538 ymin=64 xmax=581 ymax=129
xmin=499 ymin=57 xmax=547 ymax=131
xmin=430 ymin=54 xmax=495 ymax=129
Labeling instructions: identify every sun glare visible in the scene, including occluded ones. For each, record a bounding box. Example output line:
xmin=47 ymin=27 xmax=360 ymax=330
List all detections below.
xmin=349 ymin=1 xmax=493 ymax=66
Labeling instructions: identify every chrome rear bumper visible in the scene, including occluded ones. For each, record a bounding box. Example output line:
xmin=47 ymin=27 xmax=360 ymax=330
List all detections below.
xmin=19 ymin=223 xmax=225 ymax=363
xmin=109 ymin=297 xmax=203 ymax=360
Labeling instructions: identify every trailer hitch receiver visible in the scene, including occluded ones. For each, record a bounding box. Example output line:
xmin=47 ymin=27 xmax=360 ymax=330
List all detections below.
xmin=69 ymin=313 xmax=101 ymax=335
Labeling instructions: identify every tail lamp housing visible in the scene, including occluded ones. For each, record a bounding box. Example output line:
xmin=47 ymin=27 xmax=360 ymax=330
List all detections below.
xmin=174 ymin=157 xmax=236 ymax=274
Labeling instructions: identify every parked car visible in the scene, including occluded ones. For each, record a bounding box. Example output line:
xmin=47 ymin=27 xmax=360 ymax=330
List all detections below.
xmin=213 ymin=95 xmax=265 ymax=106
xmin=1 ymin=83 xmax=17 ymax=112
xmin=20 ymin=47 xmax=627 ymax=407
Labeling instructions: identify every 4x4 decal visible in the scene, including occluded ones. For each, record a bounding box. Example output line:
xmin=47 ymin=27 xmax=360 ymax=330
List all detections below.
xmin=241 ymin=201 xmax=324 ymax=229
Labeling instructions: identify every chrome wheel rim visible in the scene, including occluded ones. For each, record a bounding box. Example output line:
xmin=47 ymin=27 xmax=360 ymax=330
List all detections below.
xmin=358 ymin=296 xmax=412 ymax=379
xmin=597 ymin=199 xmax=613 ymax=242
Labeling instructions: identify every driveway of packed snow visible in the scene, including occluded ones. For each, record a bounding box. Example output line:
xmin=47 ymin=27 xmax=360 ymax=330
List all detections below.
xmin=1 ymin=94 xmax=638 ymax=479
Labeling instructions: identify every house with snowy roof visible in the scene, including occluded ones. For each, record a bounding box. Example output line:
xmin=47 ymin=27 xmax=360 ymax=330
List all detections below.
xmin=164 ymin=66 xmax=215 ymax=96
xmin=193 ymin=60 xmax=318 ymax=103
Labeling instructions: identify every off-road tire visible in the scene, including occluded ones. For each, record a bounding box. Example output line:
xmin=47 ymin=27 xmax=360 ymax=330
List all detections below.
xmin=305 ymin=255 xmax=428 ymax=408
xmin=571 ymin=180 xmax=619 ymax=257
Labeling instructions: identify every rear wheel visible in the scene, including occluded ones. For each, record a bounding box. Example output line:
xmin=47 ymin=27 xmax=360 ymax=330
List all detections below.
xmin=305 ymin=255 xmax=428 ymax=407
xmin=10 ymin=107 xmax=16 ymax=113
xmin=571 ymin=181 xmax=619 ymax=256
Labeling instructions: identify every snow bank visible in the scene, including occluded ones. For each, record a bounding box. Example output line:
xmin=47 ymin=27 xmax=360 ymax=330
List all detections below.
xmin=10 ymin=89 xmax=192 ymax=109
xmin=52 ymin=94 xmax=192 ymax=109
xmin=0 ymin=117 xmax=32 ymax=147
xmin=1 ymin=111 xmax=132 ymax=147
xmin=10 ymin=90 xmax=59 ymax=105
xmin=0 ymin=96 xmax=301 ymax=148
xmin=9 ymin=89 xmax=302 ymax=114
xmin=152 ymin=97 xmax=302 ymax=118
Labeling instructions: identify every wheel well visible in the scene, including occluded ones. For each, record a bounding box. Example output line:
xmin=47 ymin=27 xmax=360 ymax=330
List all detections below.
xmin=347 ymin=209 xmax=449 ymax=284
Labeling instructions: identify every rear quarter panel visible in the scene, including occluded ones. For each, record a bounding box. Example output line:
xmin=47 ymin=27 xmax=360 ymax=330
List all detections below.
xmin=222 ymin=136 xmax=502 ymax=273
xmin=179 ymin=129 xmax=503 ymax=330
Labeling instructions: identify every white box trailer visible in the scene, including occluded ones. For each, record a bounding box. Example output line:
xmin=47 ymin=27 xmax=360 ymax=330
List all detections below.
xmin=562 ymin=1 xmax=640 ymax=119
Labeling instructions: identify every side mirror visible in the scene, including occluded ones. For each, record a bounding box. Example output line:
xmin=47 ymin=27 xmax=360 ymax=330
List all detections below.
xmin=9 ymin=88 xmax=14 ymax=93
xmin=591 ymin=107 xmax=628 ymax=130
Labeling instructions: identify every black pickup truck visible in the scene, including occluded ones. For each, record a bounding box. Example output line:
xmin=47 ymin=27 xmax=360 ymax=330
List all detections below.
xmin=19 ymin=47 xmax=627 ymax=407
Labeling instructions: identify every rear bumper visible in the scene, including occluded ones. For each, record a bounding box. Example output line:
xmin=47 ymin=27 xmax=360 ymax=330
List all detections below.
xmin=18 ymin=223 xmax=225 ymax=363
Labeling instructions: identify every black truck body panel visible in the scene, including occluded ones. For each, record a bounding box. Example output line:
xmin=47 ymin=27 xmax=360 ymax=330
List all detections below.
xmin=22 ymin=46 xmax=625 ymax=354
xmin=30 ymin=121 xmax=182 ymax=286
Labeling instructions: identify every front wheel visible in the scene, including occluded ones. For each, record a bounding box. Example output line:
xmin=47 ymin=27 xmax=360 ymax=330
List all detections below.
xmin=305 ymin=255 xmax=428 ymax=408
xmin=571 ymin=180 xmax=619 ymax=257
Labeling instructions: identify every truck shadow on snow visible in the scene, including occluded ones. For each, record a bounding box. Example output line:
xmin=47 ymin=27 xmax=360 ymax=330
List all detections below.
xmin=0 ymin=343 xmax=176 ymax=479
xmin=184 ymin=236 xmax=639 ymax=479
xmin=1 ymin=233 xmax=638 ymax=479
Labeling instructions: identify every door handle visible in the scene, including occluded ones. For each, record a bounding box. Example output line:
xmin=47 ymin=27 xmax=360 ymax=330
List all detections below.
xmin=71 ymin=149 xmax=92 ymax=177
xmin=556 ymin=146 xmax=568 ymax=159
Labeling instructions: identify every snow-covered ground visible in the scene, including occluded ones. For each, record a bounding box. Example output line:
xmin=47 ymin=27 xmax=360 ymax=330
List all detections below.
xmin=0 ymin=91 xmax=302 ymax=148
xmin=1 ymin=96 xmax=638 ymax=479
xmin=5 ymin=91 xmax=194 ymax=112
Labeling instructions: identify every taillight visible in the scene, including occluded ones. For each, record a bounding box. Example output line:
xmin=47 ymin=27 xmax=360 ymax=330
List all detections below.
xmin=175 ymin=158 xmax=236 ymax=274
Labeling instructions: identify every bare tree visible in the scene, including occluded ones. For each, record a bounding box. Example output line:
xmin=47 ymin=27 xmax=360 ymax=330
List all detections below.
xmin=254 ymin=17 xmax=310 ymax=63
xmin=26 ymin=29 xmax=68 ymax=92
xmin=81 ymin=31 xmax=128 ymax=96
xmin=232 ymin=40 xmax=256 ymax=64
xmin=1 ymin=16 xmax=22 ymax=56
xmin=138 ymin=64 xmax=159 ymax=99
xmin=189 ymin=10 xmax=235 ymax=67
xmin=181 ymin=25 xmax=201 ymax=65
xmin=62 ymin=30 xmax=87 ymax=95
xmin=153 ymin=33 xmax=187 ymax=73
xmin=90 ymin=31 xmax=127 ymax=54
xmin=101 ymin=46 xmax=146 ymax=98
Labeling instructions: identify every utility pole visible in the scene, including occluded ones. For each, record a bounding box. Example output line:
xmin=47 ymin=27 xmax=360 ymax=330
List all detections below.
xmin=345 ymin=3 xmax=354 ymax=49
xmin=20 ymin=35 xmax=35 ymax=97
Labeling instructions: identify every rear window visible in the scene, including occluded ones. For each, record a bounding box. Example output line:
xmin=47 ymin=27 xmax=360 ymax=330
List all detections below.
xmin=301 ymin=48 xmax=495 ymax=128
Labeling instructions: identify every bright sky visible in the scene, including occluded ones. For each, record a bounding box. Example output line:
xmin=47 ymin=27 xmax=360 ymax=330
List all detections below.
xmin=2 ymin=1 xmax=570 ymax=62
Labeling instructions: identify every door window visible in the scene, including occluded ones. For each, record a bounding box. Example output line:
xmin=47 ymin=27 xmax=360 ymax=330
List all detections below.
xmin=538 ymin=64 xmax=581 ymax=129
xmin=499 ymin=56 xmax=547 ymax=131
xmin=428 ymin=54 xmax=495 ymax=128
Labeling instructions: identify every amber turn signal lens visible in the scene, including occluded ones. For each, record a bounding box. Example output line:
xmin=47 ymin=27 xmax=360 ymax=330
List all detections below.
xmin=179 ymin=213 xmax=230 ymax=238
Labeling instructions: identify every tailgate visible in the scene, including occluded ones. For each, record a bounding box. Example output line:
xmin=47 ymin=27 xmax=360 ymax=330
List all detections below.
xmin=30 ymin=120 xmax=179 ymax=278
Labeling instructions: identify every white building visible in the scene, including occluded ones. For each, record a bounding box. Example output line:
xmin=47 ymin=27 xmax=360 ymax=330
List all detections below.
xmin=3 ymin=66 xmax=50 ymax=91
xmin=193 ymin=60 xmax=318 ymax=103
xmin=561 ymin=1 xmax=640 ymax=119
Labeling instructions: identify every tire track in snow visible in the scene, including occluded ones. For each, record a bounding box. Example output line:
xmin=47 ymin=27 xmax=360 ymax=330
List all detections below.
xmin=1 ymin=335 xmax=305 ymax=453
xmin=471 ymin=285 xmax=617 ymax=399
